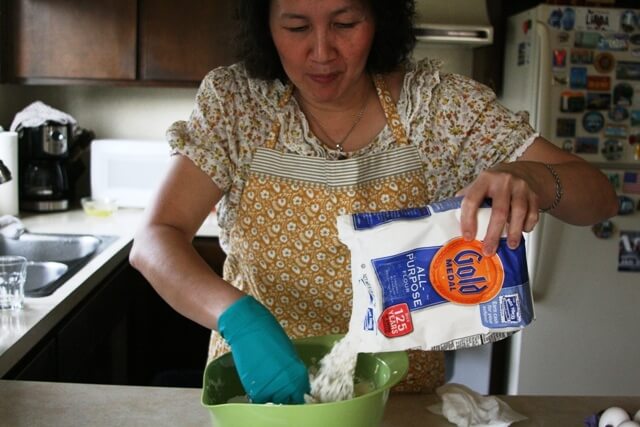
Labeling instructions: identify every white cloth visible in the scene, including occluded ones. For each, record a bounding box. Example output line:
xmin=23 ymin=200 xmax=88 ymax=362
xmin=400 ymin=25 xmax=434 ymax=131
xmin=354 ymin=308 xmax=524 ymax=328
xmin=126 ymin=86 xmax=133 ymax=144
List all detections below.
xmin=10 ymin=101 xmax=77 ymax=132
xmin=428 ymin=383 xmax=527 ymax=427
xmin=0 ymin=215 xmax=25 ymax=239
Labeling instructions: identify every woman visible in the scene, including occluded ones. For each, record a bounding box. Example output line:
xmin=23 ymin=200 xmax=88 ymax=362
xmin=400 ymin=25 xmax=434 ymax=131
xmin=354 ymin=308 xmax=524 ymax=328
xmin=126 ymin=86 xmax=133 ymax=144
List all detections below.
xmin=130 ymin=0 xmax=618 ymax=405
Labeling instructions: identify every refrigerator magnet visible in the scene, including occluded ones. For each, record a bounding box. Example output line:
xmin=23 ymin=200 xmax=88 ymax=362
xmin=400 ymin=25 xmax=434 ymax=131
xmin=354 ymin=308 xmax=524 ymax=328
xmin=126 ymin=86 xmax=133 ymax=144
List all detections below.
xmin=575 ymin=31 xmax=600 ymax=49
xmin=557 ymin=32 xmax=570 ymax=44
xmin=606 ymin=172 xmax=621 ymax=190
xmin=586 ymin=93 xmax=611 ymax=110
xmin=517 ymin=42 xmax=530 ymax=66
xmin=616 ymin=61 xmax=640 ymax=80
xmin=622 ymin=171 xmax=640 ymax=195
xmin=630 ymin=110 xmax=640 ymax=126
xmin=631 ymin=34 xmax=640 ymax=46
xmin=587 ymin=75 xmax=611 ymax=91
xmin=594 ymin=52 xmax=616 ymax=74
xmin=553 ymin=72 xmax=568 ymax=86
xmin=570 ymin=48 xmax=594 ymax=65
xmin=575 ymin=137 xmax=599 ymax=153
xmin=597 ymin=33 xmax=629 ymax=52
xmin=618 ymin=231 xmax=640 ymax=272
xmin=570 ymin=67 xmax=587 ymax=89
xmin=562 ymin=8 xmax=576 ymax=31
xmin=609 ymin=105 xmax=630 ymax=122
xmin=620 ymin=10 xmax=638 ymax=33
xmin=553 ymin=49 xmax=567 ymax=68
xmin=560 ymin=91 xmax=586 ymax=112
xmin=582 ymin=112 xmax=605 ymax=133
xmin=601 ymin=139 xmax=624 ymax=161
xmin=561 ymin=139 xmax=574 ymax=152
xmin=604 ymin=124 xmax=628 ymax=138
xmin=557 ymin=118 xmax=576 ymax=137
xmin=613 ymin=83 xmax=633 ymax=106
xmin=583 ymin=9 xmax=612 ymax=32
xmin=591 ymin=220 xmax=614 ymax=239
xmin=617 ymin=195 xmax=635 ymax=216
xmin=548 ymin=8 xmax=563 ymax=29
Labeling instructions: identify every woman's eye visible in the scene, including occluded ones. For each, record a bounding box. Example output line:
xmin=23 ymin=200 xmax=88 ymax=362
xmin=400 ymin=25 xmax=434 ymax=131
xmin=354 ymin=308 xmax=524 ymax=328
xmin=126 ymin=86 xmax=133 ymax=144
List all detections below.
xmin=334 ymin=22 xmax=356 ymax=29
xmin=285 ymin=26 xmax=308 ymax=33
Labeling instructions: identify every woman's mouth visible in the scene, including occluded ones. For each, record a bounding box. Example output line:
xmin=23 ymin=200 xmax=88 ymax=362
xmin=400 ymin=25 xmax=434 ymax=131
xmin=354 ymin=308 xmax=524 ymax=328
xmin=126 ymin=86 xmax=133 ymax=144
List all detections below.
xmin=308 ymin=73 xmax=339 ymax=84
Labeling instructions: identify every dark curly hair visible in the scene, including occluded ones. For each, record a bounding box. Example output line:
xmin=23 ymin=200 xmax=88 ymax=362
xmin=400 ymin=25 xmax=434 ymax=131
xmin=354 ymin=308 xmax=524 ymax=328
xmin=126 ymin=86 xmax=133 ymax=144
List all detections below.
xmin=234 ymin=0 xmax=416 ymax=81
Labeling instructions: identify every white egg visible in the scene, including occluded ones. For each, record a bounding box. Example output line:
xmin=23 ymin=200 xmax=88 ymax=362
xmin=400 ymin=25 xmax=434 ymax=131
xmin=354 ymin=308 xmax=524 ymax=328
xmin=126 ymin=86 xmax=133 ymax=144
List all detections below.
xmin=599 ymin=407 xmax=630 ymax=427
xmin=634 ymin=409 xmax=640 ymax=423
xmin=617 ymin=421 xmax=640 ymax=427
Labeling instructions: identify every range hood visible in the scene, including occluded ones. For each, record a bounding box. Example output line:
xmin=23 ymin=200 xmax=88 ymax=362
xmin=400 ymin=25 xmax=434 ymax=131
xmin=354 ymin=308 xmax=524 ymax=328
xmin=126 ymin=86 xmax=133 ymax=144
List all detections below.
xmin=414 ymin=0 xmax=494 ymax=46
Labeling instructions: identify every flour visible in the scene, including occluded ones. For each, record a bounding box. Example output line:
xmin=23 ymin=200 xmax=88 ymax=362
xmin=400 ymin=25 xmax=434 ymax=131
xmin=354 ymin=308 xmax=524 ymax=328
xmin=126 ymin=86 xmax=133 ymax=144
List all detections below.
xmin=224 ymin=334 xmax=375 ymax=404
xmin=305 ymin=334 xmax=359 ymax=403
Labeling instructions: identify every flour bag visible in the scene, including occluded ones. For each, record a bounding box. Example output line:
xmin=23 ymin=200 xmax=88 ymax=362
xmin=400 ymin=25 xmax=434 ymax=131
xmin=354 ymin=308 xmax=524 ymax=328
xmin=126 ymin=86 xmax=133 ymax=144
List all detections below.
xmin=336 ymin=197 xmax=535 ymax=352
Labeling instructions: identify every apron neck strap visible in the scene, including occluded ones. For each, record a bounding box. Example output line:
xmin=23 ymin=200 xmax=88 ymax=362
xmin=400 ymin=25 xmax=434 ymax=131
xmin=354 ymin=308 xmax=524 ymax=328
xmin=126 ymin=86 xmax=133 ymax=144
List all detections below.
xmin=372 ymin=74 xmax=409 ymax=146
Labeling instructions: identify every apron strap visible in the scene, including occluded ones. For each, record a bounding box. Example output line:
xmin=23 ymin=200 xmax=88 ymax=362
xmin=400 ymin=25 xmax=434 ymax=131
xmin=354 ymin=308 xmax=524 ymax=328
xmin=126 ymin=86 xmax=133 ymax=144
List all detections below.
xmin=372 ymin=74 xmax=409 ymax=146
xmin=265 ymin=84 xmax=294 ymax=150
xmin=266 ymin=74 xmax=409 ymax=150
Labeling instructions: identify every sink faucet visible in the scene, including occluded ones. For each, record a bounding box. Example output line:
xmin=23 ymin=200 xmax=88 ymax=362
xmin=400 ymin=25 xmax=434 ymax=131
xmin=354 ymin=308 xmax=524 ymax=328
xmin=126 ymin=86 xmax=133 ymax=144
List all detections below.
xmin=0 ymin=159 xmax=12 ymax=184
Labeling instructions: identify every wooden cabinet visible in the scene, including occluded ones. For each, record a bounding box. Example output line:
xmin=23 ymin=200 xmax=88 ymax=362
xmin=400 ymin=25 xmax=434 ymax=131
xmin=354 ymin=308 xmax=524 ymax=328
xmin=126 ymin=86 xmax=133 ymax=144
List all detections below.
xmin=5 ymin=262 xmax=132 ymax=383
xmin=139 ymin=0 xmax=236 ymax=83
xmin=3 ymin=0 xmax=137 ymax=82
xmin=56 ymin=262 xmax=132 ymax=384
xmin=1 ymin=0 xmax=236 ymax=85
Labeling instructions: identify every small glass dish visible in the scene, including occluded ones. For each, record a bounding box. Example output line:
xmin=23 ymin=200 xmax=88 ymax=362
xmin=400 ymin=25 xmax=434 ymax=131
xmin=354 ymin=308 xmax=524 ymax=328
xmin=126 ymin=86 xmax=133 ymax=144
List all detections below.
xmin=81 ymin=197 xmax=118 ymax=217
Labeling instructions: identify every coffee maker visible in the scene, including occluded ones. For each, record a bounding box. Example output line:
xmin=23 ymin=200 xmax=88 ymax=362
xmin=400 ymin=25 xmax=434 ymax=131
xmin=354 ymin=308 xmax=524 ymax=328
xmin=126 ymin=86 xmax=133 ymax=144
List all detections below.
xmin=18 ymin=121 xmax=72 ymax=212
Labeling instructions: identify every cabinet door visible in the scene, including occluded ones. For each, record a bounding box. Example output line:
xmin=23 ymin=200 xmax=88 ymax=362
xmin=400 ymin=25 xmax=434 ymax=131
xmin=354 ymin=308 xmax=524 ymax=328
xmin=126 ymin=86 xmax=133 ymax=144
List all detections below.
xmin=5 ymin=0 xmax=136 ymax=81
xmin=57 ymin=262 xmax=131 ymax=384
xmin=6 ymin=338 xmax=58 ymax=382
xmin=138 ymin=0 xmax=237 ymax=83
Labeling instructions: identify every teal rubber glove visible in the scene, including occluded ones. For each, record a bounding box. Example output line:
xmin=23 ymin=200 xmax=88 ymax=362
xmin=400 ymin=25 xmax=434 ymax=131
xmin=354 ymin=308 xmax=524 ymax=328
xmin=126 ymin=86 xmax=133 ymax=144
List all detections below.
xmin=218 ymin=295 xmax=310 ymax=404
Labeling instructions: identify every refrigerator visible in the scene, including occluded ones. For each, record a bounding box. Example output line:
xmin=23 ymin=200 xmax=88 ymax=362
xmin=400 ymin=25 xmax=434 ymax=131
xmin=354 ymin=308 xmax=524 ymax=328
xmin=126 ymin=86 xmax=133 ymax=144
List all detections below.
xmin=500 ymin=4 xmax=640 ymax=396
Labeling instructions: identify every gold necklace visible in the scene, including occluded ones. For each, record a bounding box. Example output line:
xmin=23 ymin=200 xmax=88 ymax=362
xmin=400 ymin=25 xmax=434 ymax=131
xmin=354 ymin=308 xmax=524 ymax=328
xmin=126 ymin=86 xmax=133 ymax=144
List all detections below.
xmin=301 ymin=92 xmax=369 ymax=156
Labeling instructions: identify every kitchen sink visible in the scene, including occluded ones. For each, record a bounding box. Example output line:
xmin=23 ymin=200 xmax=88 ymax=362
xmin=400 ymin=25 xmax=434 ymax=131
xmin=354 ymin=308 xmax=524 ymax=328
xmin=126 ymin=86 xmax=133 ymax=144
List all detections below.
xmin=0 ymin=232 xmax=119 ymax=297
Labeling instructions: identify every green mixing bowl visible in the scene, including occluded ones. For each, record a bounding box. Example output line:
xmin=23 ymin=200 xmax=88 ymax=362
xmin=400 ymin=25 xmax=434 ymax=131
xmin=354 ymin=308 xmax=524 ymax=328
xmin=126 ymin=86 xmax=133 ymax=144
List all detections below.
xmin=201 ymin=334 xmax=408 ymax=427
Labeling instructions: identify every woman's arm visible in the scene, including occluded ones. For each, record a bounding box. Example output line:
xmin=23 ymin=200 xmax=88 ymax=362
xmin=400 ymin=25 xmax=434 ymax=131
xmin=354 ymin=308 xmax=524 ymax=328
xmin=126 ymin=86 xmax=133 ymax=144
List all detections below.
xmin=457 ymin=137 xmax=618 ymax=256
xmin=129 ymin=155 xmax=244 ymax=330
xmin=129 ymin=154 xmax=310 ymax=404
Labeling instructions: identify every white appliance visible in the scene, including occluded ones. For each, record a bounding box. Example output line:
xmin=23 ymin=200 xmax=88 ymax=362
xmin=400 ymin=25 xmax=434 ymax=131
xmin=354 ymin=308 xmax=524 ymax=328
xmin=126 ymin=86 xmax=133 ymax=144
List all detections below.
xmin=411 ymin=0 xmax=498 ymax=395
xmin=501 ymin=5 xmax=640 ymax=396
xmin=414 ymin=0 xmax=493 ymax=46
xmin=90 ymin=139 xmax=172 ymax=208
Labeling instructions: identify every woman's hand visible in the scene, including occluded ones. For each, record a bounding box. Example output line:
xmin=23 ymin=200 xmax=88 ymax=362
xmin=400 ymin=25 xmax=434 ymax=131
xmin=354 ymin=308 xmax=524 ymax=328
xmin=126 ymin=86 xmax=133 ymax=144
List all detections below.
xmin=456 ymin=162 xmax=542 ymax=256
xmin=218 ymin=295 xmax=310 ymax=404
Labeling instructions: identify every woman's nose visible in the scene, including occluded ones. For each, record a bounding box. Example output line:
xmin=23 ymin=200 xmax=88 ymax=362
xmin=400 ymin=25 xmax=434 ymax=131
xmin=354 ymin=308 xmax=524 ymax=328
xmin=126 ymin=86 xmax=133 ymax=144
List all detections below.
xmin=310 ymin=29 xmax=336 ymax=63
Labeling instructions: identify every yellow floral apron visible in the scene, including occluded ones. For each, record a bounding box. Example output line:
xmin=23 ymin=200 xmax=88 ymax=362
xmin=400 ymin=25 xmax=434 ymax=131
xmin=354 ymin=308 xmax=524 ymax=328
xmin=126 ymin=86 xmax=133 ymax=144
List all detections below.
xmin=208 ymin=75 xmax=445 ymax=392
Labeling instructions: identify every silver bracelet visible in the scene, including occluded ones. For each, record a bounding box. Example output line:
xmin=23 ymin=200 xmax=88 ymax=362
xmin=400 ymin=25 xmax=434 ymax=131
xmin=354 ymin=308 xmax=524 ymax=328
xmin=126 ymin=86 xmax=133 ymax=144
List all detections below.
xmin=539 ymin=163 xmax=563 ymax=213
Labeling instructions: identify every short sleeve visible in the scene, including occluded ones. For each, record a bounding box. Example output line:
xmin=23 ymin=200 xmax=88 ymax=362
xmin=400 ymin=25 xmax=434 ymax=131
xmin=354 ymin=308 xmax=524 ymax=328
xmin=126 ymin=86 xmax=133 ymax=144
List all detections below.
xmin=423 ymin=73 xmax=537 ymax=198
xmin=167 ymin=67 xmax=238 ymax=193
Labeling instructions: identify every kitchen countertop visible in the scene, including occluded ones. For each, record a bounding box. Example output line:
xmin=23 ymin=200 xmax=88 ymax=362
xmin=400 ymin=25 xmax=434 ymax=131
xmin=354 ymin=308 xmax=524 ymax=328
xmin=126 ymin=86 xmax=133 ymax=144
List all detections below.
xmin=0 ymin=208 xmax=220 ymax=377
xmin=1 ymin=379 xmax=639 ymax=426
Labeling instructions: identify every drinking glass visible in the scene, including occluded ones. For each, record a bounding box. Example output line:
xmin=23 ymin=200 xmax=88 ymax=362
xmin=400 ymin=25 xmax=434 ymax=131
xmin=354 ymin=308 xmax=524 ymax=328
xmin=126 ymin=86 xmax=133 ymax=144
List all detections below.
xmin=0 ymin=256 xmax=27 ymax=310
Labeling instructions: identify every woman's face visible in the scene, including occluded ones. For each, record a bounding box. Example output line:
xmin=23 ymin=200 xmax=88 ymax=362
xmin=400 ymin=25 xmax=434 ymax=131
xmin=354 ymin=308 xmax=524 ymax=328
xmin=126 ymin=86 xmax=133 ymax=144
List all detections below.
xmin=269 ymin=0 xmax=375 ymax=105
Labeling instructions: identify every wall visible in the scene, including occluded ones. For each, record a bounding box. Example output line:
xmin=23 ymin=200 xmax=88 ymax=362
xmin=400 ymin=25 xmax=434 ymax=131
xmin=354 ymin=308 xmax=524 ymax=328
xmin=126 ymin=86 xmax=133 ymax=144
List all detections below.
xmin=412 ymin=43 xmax=474 ymax=76
xmin=0 ymin=84 xmax=197 ymax=140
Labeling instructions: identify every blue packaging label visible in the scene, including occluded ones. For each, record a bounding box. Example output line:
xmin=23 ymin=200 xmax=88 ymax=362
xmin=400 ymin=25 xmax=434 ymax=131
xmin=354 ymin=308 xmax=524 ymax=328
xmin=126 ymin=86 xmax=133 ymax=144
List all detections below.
xmin=352 ymin=207 xmax=431 ymax=230
xmin=370 ymin=239 xmax=532 ymax=328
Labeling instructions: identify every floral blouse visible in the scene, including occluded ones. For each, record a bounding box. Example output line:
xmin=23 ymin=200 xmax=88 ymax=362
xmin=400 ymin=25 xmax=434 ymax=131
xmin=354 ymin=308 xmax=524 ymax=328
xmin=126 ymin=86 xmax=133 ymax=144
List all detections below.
xmin=167 ymin=58 xmax=537 ymax=252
